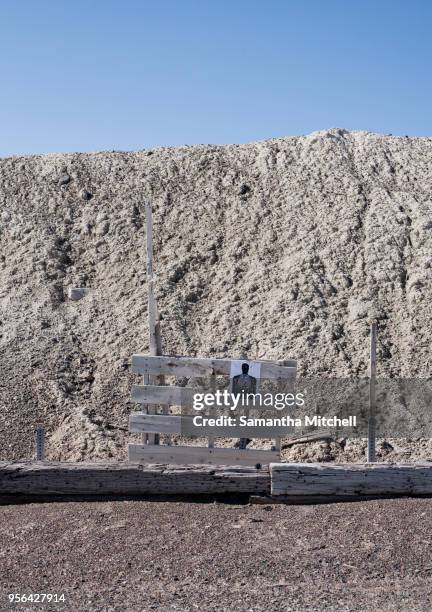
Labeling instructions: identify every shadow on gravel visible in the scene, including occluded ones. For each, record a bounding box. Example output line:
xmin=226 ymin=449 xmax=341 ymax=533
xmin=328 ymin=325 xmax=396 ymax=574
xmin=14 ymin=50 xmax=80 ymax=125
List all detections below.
xmin=2 ymin=492 xmax=432 ymax=506
xmin=0 ymin=492 xmax=252 ymax=506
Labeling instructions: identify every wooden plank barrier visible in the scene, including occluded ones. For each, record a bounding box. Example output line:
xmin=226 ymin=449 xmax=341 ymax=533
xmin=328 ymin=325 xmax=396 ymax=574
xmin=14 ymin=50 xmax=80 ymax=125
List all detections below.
xmin=128 ymin=354 xmax=297 ymax=467
xmin=270 ymin=462 xmax=432 ymax=500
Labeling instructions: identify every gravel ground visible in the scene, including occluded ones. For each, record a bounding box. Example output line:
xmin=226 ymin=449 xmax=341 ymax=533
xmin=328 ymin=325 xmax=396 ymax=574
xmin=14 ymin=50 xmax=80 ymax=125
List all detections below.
xmin=1 ymin=498 xmax=431 ymax=612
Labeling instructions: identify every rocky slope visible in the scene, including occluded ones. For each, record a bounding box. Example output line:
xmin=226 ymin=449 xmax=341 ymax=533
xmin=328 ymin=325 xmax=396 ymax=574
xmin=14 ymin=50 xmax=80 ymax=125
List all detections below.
xmin=1 ymin=129 xmax=431 ymax=460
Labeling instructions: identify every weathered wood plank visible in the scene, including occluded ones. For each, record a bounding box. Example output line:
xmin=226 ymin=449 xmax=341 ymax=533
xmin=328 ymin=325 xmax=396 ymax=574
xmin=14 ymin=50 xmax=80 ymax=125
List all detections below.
xmin=130 ymin=413 xmax=183 ymax=434
xmin=270 ymin=462 xmax=432 ymax=497
xmin=131 ymin=355 xmax=297 ymax=379
xmin=132 ymin=384 xmax=186 ymax=406
xmin=129 ymin=412 xmax=295 ymax=438
xmin=283 ymin=431 xmax=333 ymax=447
xmin=131 ymin=384 xmax=297 ymax=410
xmin=3 ymin=461 xmax=431 ymax=504
xmin=0 ymin=461 xmax=269 ymax=499
xmin=128 ymin=444 xmax=279 ymax=466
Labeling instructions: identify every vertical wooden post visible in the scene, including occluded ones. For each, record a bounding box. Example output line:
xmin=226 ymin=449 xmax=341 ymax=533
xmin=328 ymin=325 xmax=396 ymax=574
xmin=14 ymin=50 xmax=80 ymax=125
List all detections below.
xmin=145 ymin=203 xmax=162 ymax=357
xmin=273 ymin=359 xmax=294 ymax=456
xmin=208 ymin=370 xmax=216 ymax=449
xmin=144 ymin=203 xmax=163 ymax=445
xmin=367 ymin=322 xmax=377 ymax=463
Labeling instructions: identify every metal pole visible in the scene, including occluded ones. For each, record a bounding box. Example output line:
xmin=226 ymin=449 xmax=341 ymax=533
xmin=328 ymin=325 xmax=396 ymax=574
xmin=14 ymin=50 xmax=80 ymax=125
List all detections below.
xmin=36 ymin=427 xmax=45 ymax=461
xmin=367 ymin=322 xmax=377 ymax=462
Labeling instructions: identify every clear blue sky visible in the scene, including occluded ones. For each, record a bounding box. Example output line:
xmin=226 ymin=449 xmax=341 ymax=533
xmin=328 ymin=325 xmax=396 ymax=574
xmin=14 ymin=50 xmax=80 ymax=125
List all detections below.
xmin=1 ymin=0 xmax=432 ymax=156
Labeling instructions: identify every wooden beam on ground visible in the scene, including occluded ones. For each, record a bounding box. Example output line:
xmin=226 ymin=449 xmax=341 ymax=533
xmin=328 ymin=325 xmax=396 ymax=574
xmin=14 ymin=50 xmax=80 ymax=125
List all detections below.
xmin=129 ymin=413 xmax=296 ymax=439
xmin=3 ymin=461 xmax=431 ymax=505
xmin=282 ymin=431 xmax=333 ymax=448
xmin=270 ymin=462 xmax=432 ymax=499
xmin=131 ymin=355 xmax=297 ymax=379
xmin=128 ymin=444 xmax=279 ymax=466
xmin=0 ymin=461 xmax=269 ymax=501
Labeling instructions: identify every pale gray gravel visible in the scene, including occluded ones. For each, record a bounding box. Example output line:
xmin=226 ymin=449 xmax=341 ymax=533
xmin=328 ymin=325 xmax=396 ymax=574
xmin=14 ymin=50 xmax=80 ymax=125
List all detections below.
xmin=1 ymin=498 xmax=431 ymax=612
xmin=0 ymin=128 xmax=431 ymax=460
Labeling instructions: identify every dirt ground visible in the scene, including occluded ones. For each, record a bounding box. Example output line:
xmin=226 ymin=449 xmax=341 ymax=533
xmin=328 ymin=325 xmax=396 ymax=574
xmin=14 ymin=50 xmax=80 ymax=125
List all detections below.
xmin=1 ymin=497 xmax=431 ymax=612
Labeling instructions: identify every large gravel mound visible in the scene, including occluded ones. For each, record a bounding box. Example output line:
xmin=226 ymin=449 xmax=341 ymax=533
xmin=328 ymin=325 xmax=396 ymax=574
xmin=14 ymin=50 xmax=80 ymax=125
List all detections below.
xmin=1 ymin=129 xmax=431 ymax=460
